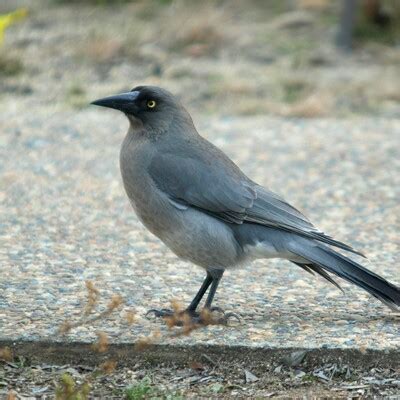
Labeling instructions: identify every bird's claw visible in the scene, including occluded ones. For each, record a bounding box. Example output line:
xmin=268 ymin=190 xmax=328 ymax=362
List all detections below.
xmin=223 ymin=312 xmax=241 ymax=324
xmin=145 ymin=307 xmax=241 ymax=326
xmin=145 ymin=308 xmax=197 ymax=326
xmin=209 ymin=306 xmax=225 ymax=315
xmin=207 ymin=308 xmax=241 ymax=325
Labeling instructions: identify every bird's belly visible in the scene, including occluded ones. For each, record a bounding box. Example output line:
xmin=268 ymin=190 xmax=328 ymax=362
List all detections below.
xmin=164 ymin=209 xmax=240 ymax=269
xmin=134 ymin=200 xmax=240 ymax=269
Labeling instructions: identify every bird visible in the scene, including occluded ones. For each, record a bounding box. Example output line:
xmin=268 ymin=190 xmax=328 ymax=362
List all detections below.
xmin=91 ymin=85 xmax=400 ymax=322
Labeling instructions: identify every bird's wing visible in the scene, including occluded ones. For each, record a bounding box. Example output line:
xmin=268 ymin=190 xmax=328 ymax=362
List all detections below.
xmin=149 ymin=152 xmax=363 ymax=255
xmin=149 ymin=152 xmax=257 ymax=224
xmin=246 ymin=185 xmax=363 ymax=255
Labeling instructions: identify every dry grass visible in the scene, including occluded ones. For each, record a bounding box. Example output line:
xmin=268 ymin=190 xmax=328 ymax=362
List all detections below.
xmin=13 ymin=0 xmax=397 ymax=117
xmin=83 ymin=280 xmax=99 ymax=315
xmin=134 ymin=329 xmax=162 ymax=352
xmin=74 ymin=1 xmax=235 ymax=64
xmin=58 ymin=281 xmax=125 ymax=334
xmin=163 ymin=3 xmax=231 ymax=56
xmin=54 ymin=282 xmax=128 ymax=398
xmin=0 ymin=347 xmax=13 ymax=362
xmin=280 ymin=92 xmax=333 ymax=118
xmin=51 ymin=281 xmax=229 ymax=398
xmin=83 ymin=36 xmax=125 ymax=62
xmin=92 ymin=331 xmax=109 ymax=353
xmin=55 ymin=373 xmax=91 ymax=400
xmin=6 ymin=391 xmax=17 ymax=400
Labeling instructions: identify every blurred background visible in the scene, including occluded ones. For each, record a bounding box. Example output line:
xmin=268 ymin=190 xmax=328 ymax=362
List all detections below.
xmin=1 ymin=0 xmax=400 ymax=119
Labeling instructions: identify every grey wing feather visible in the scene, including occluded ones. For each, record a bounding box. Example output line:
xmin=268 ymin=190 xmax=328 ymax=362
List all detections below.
xmin=246 ymin=186 xmax=364 ymax=256
xmin=149 ymin=153 xmax=256 ymax=222
xmin=149 ymin=149 xmax=363 ymax=256
xmin=249 ymin=186 xmax=316 ymax=231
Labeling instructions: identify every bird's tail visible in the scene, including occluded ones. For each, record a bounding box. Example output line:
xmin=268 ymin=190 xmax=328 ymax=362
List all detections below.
xmin=288 ymin=240 xmax=400 ymax=311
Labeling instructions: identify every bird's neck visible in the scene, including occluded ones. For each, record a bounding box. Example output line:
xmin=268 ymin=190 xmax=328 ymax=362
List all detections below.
xmin=127 ymin=115 xmax=144 ymax=131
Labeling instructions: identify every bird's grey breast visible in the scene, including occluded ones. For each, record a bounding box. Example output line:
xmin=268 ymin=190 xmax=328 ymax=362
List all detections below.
xmin=119 ymin=130 xmax=172 ymax=235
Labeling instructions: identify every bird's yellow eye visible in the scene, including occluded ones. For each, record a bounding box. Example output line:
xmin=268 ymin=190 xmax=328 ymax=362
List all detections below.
xmin=147 ymin=100 xmax=156 ymax=109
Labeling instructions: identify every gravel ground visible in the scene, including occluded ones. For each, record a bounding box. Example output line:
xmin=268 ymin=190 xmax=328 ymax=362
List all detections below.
xmin=1 ymin=111 xmax=399 ymax=350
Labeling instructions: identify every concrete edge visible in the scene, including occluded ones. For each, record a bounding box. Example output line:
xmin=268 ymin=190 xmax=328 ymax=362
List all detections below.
xmin=1 ymin=340 xmax=399 ymax=369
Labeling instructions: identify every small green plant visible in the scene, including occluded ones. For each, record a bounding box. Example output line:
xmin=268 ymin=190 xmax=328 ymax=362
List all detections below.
xmin=125 ymin=379 xmax=184 ymax=400
xmin=55 ymin=373 xmax=91 ymax=400
xmin=125 ymin=377 xmax=153 ymax=400
xmin=209 ymin=383 xmax=225 ymax=394
xmin=163 ymin=394 xmax=184 ymax=400
xmin=0 ymin=53 xmax=23 ymax=76
xmin=282 ymin=79 xmax=309 ymax=104
xmin=301 ymin=373 xmax=319 ymax=383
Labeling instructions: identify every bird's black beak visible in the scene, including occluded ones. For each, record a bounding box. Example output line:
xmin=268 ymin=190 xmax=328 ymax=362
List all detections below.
xmin=91 ymin=91 xmax=140 ymax=113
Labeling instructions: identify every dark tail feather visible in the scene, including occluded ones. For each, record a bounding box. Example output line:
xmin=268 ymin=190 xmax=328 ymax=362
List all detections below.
xmin=289 ymin=242 xmax=400 ymax=311
xmin=292 ymin=262 xmax=344 ymax=292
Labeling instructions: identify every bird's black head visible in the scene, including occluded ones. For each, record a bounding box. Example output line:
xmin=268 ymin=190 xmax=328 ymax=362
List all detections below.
xmin=91 ymin=85 xmax=190 ymax=134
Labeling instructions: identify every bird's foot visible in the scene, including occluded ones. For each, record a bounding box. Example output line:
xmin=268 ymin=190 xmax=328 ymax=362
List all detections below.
xmin=145 ymin=307 xmax=240 ymax=327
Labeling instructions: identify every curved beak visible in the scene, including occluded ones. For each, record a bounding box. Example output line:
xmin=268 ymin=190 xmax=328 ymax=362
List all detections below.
xmin=91 ymin=91 xmax=140 ymax=112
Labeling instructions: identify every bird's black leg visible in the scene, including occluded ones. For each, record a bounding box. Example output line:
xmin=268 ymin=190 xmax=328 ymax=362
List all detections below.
xmin=146 ymin=268 xmax=240 ymax=325
xmin=186 ymin=271 xmax=213 ymax=312
xmin=204 ymin=269 xmax=240 ymax=324
xmin=146 ymin=269 xmax=225 ymax=320
xmin=146 ymin=271 xmax=214 ymax=319
xmin=204 ymin=269 xmax=224 ymax=309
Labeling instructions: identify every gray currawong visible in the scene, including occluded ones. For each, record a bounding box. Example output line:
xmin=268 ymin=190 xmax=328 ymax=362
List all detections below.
xmin=92 ymin=85 xmax=400 ymax=314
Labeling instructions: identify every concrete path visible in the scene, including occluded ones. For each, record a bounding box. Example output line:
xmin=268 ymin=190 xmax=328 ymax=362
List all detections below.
xmin=1 ymin=109 xmax=399 ymax=355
